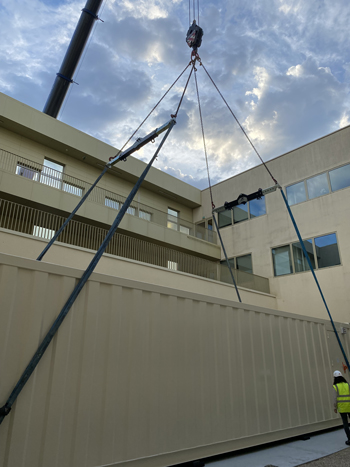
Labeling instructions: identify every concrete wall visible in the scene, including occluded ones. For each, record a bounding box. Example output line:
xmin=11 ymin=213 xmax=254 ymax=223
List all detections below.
xmin=0 ymin=122 xmax=195 ymax=221
xmin=0 ymin=166 xmax=220 ymax=259
xmin=0 ymin=93 xmax=219 ymax=258
xmin=198 ymin=126 xmax=350 ymax=322
xmin=0 ymin=252 xmax=347 ymax=467
xmin=0 ymin=230 xmax=275 ymax=309
xmin=0 ymin=92 xmax=201 ymax=209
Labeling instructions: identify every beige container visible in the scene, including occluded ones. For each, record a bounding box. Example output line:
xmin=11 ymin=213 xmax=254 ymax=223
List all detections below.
xmin=0 ymin=252 xmax=346 ymax=467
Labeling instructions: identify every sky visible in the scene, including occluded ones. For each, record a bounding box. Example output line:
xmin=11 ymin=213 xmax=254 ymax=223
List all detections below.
xmin=1 ymin=0 xmax=350 ymax=189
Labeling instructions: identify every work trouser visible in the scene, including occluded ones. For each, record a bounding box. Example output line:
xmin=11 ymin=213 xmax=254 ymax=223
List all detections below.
xmin=340 ymin=412 xmax=350 ymax=440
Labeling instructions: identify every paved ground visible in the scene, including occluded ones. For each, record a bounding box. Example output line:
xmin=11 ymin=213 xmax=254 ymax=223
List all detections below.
xmin=204 ymin=427 xmax=350 ymax=467
xmin=298 ymin=448 xmax=350 ymax=466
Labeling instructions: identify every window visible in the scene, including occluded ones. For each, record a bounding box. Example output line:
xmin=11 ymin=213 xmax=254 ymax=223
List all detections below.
xmin=220 ymin=254 xmax=253 ymax=274
xmin=286 ymin=163 xmax=350 ymax=206
xmin=179 ymin=225 xmax=190 ymax=235
xmin=16 ymin=163 xmax=39 ymax=181
xmin=286 ymin=181 xmax=307 ymax=206
xmin=249 ymin=197 xmax=266 ymax=218
xmin=167 ymin=208 xmax=179 ymax=230
xmin=315 ymin=233 xmax=340 ymax=269
xmin=124 ymin=205 xmax=135 ymax=216
xmin=233 ymin=204 xmax=248 ymax=224
xmin=167 ymin=261 xmax=178 ymax=271
xmin=139 ymin=210 xmax=151 ymax=221
xmin=217 ymin=197 xmax=266 ymax=229
xmin=292 ymin=239 xmax=315 ymax=273
xmin=272 ymin=233 xmax=340 ymax=276
xmin=63 ymin=182 xmax=83 ymax=197
xmin=40 ymin=159 xmax=64 ymax=189
xmin=105 ymin=197 xmax=119 ymax=210
xmin=236 ymin=254 xmax=253 ymax=273
xmin=33 ymin=225 xmax=55 ymax=240
xmin=329 ymin=164 xmax=350 ymax=192
xmin=272 ymin=245 xmax=293 ymax=276
xmin=218 ymin=209 xmax=232 ymax=228
xmin=306 ymin=173 xmax=329 ymax=199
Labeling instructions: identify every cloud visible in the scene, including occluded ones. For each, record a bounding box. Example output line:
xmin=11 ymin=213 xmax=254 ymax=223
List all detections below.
xmin=243 ymin=56 xmax=349 ymax=159
xmin=1 ymin=0 xmax=350 ymax=189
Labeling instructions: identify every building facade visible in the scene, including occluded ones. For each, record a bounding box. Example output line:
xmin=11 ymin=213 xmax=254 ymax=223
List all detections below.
xmin=198 ymin=126 xmax=350 ymax=323
xmin=1 ymin=91 xmax=350 ymax=467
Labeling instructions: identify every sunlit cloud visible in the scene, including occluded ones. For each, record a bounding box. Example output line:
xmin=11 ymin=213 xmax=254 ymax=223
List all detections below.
xmin=1 ymin=0 xmax=350 ymax=189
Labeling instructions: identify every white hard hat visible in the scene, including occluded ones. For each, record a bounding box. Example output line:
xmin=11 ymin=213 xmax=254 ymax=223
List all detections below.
xmin=333 ymin=371 xmax=343 ymax=377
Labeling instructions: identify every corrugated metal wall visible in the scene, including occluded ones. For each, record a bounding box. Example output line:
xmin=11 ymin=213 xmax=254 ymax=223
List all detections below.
xmin=0 ymin=253 xmax=347 ymax=467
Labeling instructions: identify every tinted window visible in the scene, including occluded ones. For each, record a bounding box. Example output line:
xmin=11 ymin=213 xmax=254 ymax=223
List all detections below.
xmin=329 ymin=164 xmax=350 ymax=192
xmin=292 ymin=239 xmax=315 ymax=272
xmin=272 ymin=245 xmax=293 ymax=276
xmin=233 ymin=204 xmax=248 ymax=223
xmin=236 ymin=254 xmax=252 ymax=273
xmin=286 ymin=182 xmax=306 ymax=206
xmin=315 ymin=233 xmax=340 ymax=268
xmin=306 ymin=173 xmax=329 ymax=199
xmin=249 ymin=197 xmax=266 ymax=218
xmin=218 ymin=210 xmax=232 ymax=228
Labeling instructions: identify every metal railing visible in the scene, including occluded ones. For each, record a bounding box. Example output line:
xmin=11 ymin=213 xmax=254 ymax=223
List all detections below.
xmin=0 ymin=198 xmax=270 ymax=293
xmin=0 ymin=148 xmax=217 ymax=244
xmin=0 ymin=198 xmax=218 ymax=280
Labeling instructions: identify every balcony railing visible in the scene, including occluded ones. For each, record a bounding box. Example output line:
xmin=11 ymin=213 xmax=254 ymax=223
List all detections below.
xmin=0 ymin=148 xmax=217 ymax=244
xmin=0 ymin=198 xmax=270 ymax=293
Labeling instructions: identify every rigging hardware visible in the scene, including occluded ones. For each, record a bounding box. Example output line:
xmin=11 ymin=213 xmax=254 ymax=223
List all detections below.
xmin=0 ymin=121 xmax=176 ymax=426
xmin=213 ymin=184 xmax=280 ymax=213
xmin=108 ymin=118 xmax=176 ymax=166
xmin=186 ymin=20 xmax=203 ymax=56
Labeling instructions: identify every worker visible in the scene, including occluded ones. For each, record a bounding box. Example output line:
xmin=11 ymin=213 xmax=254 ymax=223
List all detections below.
xmin=333 ymin=370 xmax=350 ymax=445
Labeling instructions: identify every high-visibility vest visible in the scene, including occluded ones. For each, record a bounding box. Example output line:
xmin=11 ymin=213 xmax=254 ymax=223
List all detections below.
xmin=333 ymin=383 xmax=350 ymax=413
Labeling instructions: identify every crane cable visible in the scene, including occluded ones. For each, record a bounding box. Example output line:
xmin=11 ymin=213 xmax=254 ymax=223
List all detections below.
xmin=0 ymin=63 xmax=197 ymax=421
xmin=36 ymin=61 xmax=195 ymax=263
xmin=172 ymin=62 xmax=196 ymax=119
xmin=200 ymin=62 xmax=278 ymax=186
xmin=193 ymin=55 xmax=350 ymax=370
xmin=119 ymin=60 xmax=193 ymax=155
xmin=189 ymin=0 xmax=199 ymax=25
xmin=194 ymin=66 xmax=242 ymax=302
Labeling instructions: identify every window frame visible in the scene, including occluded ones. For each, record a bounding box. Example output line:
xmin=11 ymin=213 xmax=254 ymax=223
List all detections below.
xmin=16 ymin=163 xmax=40 ymax=181
xmin=139 ymin=209 xmax=152 ymax=221
xmin=285 ymin=163 xmax=350 ymax=206
xmin=271 ymin=232 xmax=341 ymax=276
xmin=167 ymin=207 xmax=179 ymax=230
xmin=329 ymin=163 xmax=350 ymax=193
xmin=216 ymin=196 xmax=267 ymax=229
xmin=220 ymin=253 xmax=253 ymax=274
xmin=40 ymin=158 xmax=64 ymax=190
xmin=105 ymin=197 xmax=120 ymax=210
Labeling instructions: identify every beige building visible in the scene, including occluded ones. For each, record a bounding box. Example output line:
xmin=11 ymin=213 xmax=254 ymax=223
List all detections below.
xmin=199 ymin=126 xmax=350 ymax=323
xmin=1 ymin=91 xmax=350 ymax=467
